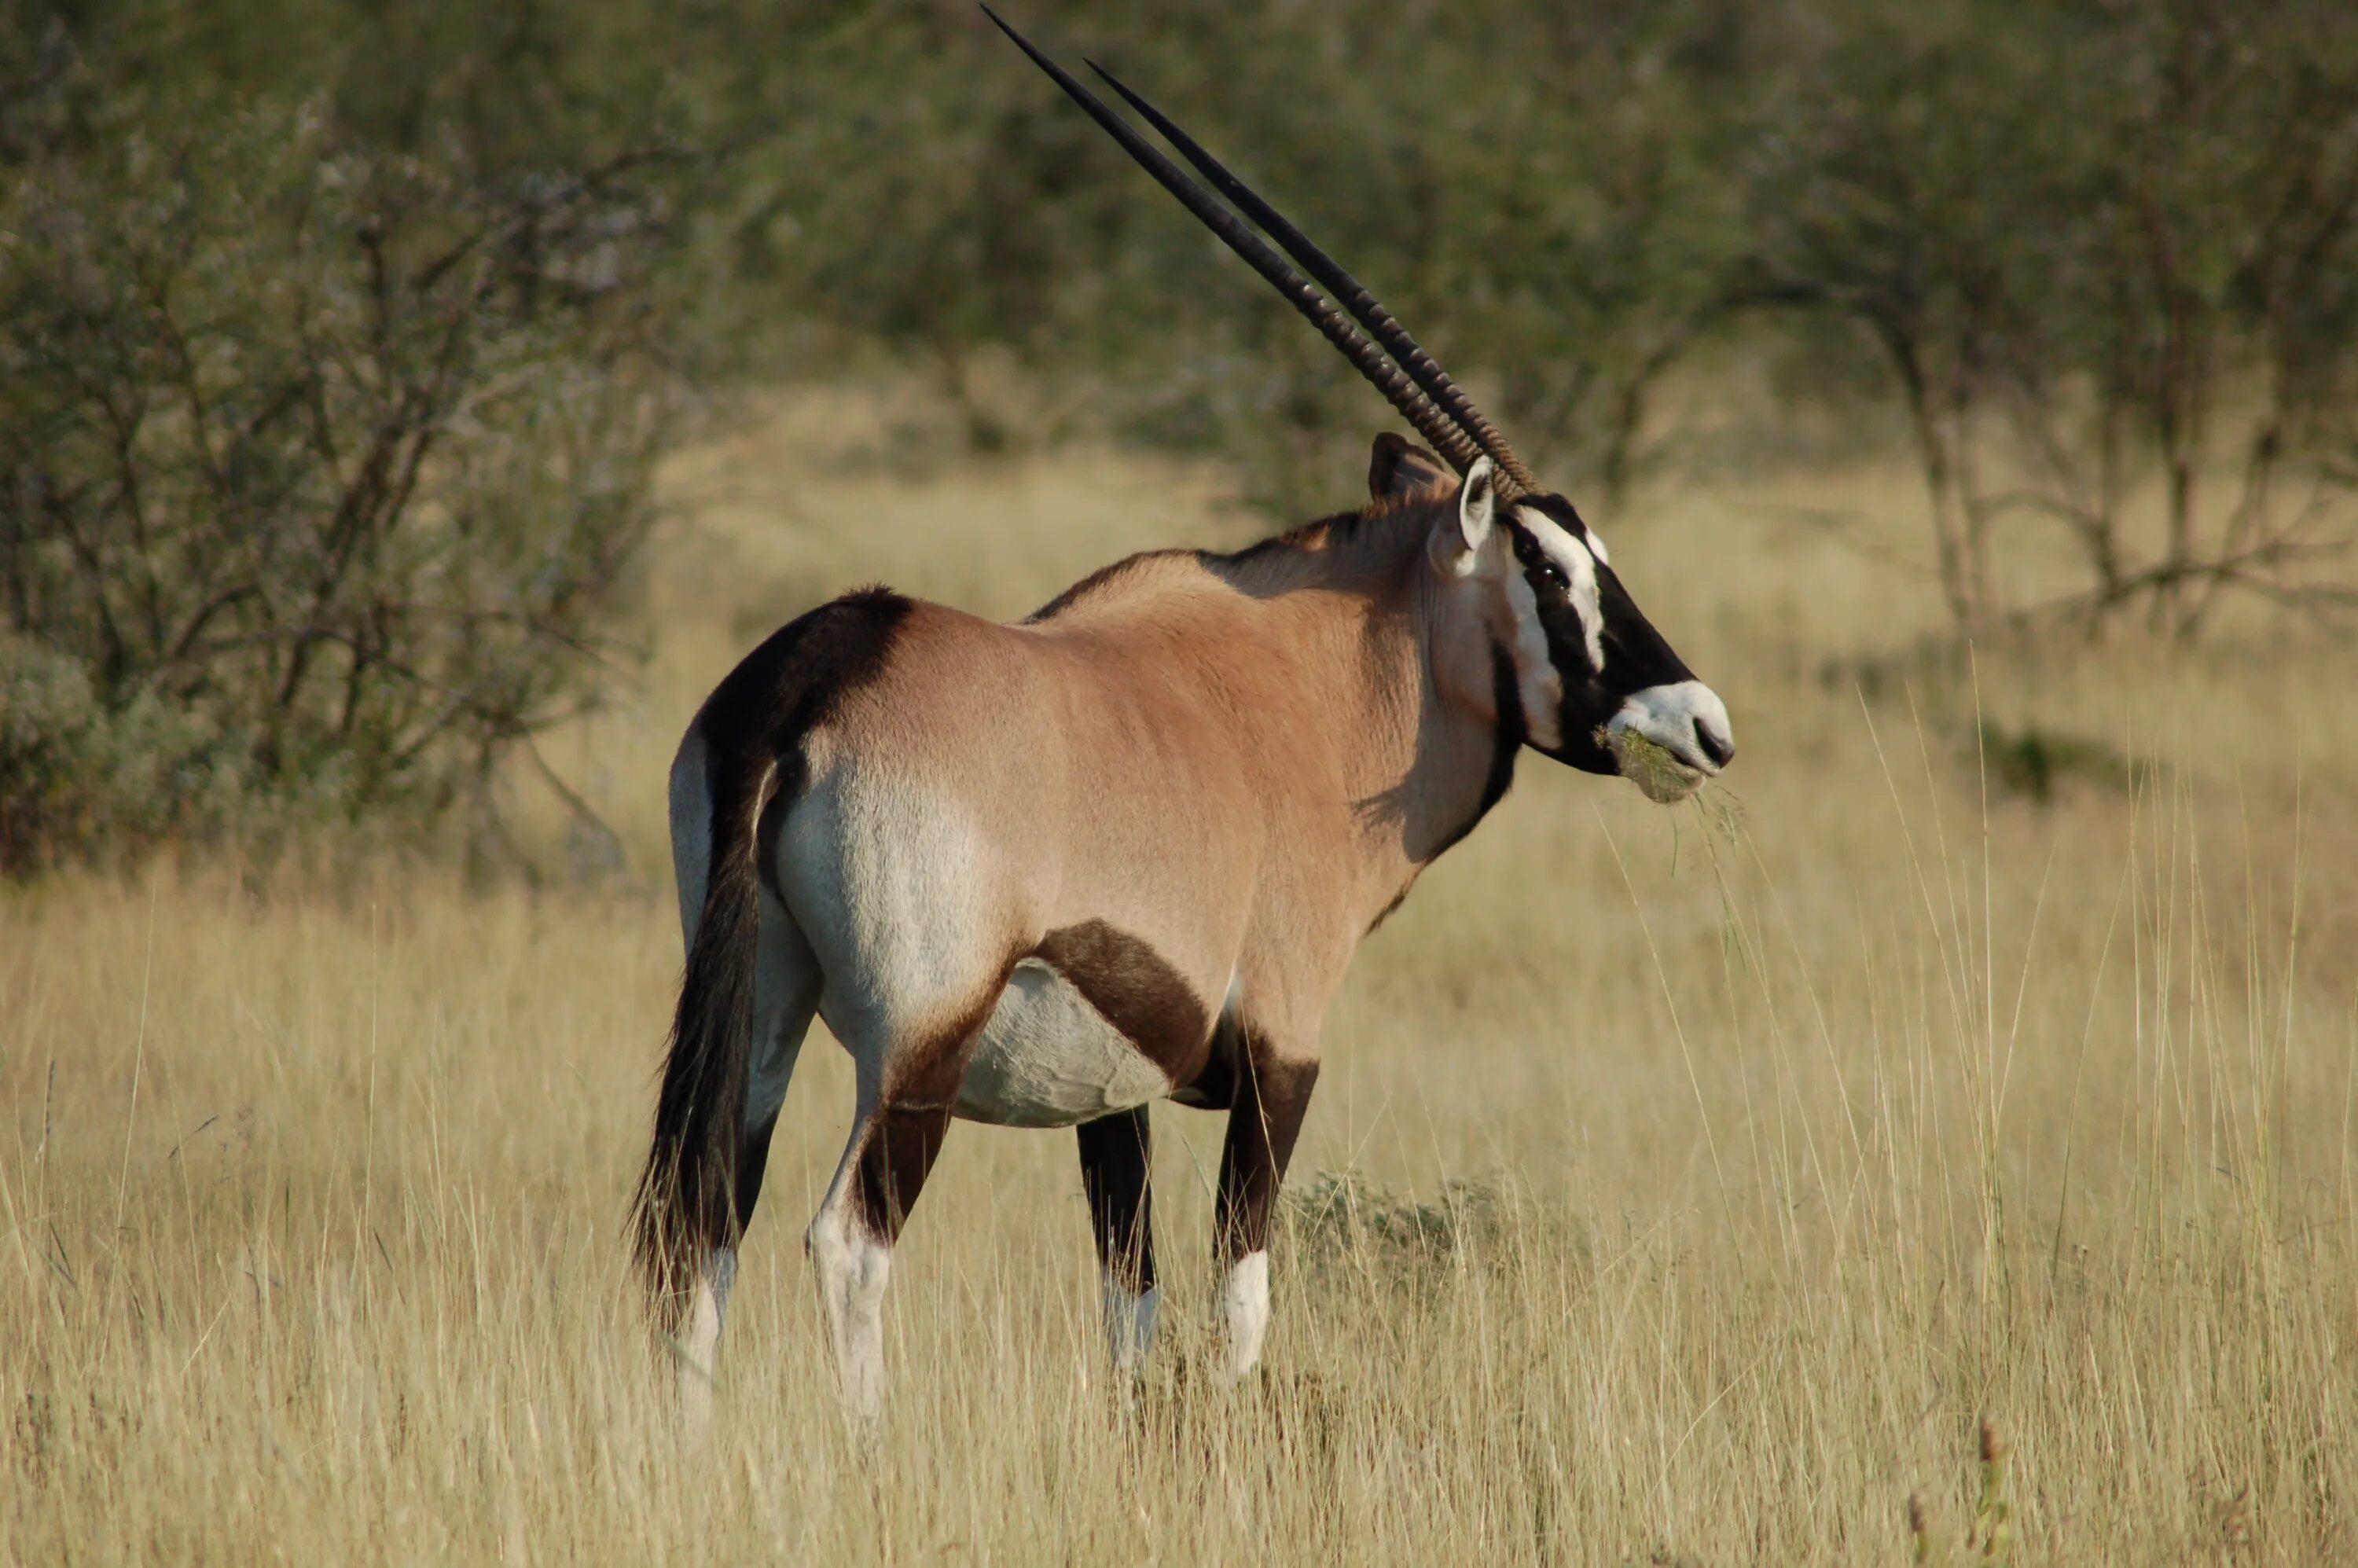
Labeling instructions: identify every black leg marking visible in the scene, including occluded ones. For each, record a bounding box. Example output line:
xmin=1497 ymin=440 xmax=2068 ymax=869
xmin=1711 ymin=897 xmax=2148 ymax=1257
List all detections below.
xmin=733 ymin=1113 xmax=780 ymax=1232
xmin=1077 ymin=1107 xmax=1156 ymax=1294
xmin=854 ymin=1104 xmax=953 ymax=1244
xmin=1215 ymin=1041 xmax=1319 ymax=1263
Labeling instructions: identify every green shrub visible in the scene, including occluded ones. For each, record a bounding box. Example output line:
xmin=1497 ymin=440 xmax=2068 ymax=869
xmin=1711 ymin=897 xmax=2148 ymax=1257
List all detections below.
xmin=0 ymin=81 xmax=679 ymax=875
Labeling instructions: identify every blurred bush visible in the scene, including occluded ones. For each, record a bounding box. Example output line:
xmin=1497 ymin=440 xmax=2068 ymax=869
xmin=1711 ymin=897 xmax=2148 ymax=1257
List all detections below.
xmin=1741 ymin=0 xmax=2358 ymax=634
xmin=5 ymin=0 xmax=2357 ymax=872
xmin=1 ymin=32 xmax=680 ymax=874
xmin=696 ymin=0 xmax=1757 ymax=517
xmin=693 ymin=0 xmax=2358 ymax=615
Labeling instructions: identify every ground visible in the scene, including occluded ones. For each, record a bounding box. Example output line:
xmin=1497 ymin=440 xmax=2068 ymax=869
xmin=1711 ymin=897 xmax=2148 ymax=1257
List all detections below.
xmin=4 ymin=386 xmax=2354 ymax=1563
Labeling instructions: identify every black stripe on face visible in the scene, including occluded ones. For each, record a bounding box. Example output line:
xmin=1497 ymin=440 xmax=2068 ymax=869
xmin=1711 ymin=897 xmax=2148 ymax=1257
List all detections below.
xmin=1590 ymin=564 xmax=1697 ymax=693
xmin=1505 ymin=521 xmax=1601 ymax=680
xmin=1522 ymin=493 xmax=1699 ymax=692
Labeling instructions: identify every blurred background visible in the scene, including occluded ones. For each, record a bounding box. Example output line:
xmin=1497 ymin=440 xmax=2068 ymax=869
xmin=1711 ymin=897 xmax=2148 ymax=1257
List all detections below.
xmin=4 ymin=0 xmax=2356 ymax=875
xmin=8 ymin=12 xmax=2358 ymax=1559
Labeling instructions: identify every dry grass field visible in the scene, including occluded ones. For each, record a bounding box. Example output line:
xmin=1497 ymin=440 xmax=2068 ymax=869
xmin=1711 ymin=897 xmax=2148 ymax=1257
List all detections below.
xmin=6 ymin=387 xmax=2356 ymax=1564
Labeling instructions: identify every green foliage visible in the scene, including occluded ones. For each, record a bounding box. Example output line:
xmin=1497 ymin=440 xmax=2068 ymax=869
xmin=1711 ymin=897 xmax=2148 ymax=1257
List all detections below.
xmin=1974 ymin=721 xmax=2136 ymax=806
xmin=1746 ymin=0 xmax=2358 ymax=630
xmin=689 ymin=0 xmax=2358 ymax=588
xmin=1907 ymin=1416 xmax=2013 ymax=1566
xmin=8 ymin=0 xmax=2358 ymax=870
xmin=0 ymin=65 xmax=678 ymax=873
xmin=680 ymin=1 xmax=1755 ymax=515
xmin=1282 ymin=1170 xmax=1514 ymax=1274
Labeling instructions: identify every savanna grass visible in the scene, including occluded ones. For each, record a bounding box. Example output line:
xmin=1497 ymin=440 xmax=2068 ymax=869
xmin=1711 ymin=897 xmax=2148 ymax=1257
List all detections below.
xmin=5 ymin=400 xmax=2354 ymax=1563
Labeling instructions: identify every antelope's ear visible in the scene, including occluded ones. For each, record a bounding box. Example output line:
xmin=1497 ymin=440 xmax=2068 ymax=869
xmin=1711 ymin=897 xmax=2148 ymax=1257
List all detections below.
xmin=1368 ymin=432 xmax=1453 ymax=501
xmin=1429 ymin=457 xmax=1496 ymax=578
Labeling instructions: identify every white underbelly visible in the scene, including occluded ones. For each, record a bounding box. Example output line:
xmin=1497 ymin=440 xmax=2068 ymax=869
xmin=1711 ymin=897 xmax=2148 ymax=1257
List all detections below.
xmin=954 ymin=958 xmax=1171 ymax=1127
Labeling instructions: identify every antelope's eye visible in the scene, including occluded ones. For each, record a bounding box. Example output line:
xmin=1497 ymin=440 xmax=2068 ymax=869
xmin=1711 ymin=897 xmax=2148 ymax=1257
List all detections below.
xmin=1535 ymin=560 xmax=1567 ymax=590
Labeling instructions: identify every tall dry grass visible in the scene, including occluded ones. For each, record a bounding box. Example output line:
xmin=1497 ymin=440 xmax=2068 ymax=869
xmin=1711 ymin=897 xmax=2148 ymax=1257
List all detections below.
xmin=5 ymin=387 xmax=2355 ymax=1563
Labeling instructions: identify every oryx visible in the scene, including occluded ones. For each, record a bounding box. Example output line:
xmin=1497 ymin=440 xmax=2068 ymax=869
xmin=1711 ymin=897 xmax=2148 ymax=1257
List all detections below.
xmin=634 ymin=11 xmax=1735 ymax=1427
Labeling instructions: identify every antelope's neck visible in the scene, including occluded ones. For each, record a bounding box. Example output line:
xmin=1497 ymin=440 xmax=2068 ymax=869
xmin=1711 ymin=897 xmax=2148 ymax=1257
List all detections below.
xmin=1273 ymin=516 xmax=1518 ymax=927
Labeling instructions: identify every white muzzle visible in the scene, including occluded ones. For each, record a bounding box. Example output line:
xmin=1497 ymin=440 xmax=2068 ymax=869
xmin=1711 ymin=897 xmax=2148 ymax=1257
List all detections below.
xmin=1605 ymin=681 xmax=1735 ymax=803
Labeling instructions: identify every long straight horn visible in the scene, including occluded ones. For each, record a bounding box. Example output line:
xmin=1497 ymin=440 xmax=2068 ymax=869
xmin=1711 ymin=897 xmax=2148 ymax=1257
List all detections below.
xmin=981 ymin=6 xmax=1490 ymax=483
xmin=1085 ymin=60 xmax=1543 ymax=499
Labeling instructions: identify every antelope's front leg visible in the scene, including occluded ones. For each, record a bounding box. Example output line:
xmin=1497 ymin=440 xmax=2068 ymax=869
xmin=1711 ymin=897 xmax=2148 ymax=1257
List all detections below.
xmin=1078 ymin=1107 xmax=1159 ymax=1378
xmin=1214 ymin=1045 xmax=1319 ymax=1383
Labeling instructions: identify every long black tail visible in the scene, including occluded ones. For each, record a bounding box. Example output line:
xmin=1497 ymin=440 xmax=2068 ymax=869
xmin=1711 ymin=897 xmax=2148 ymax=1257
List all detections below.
xmin=630 ymin=586 xmax=913 ymax=1323
xmin=632 ymin=755 xmax=772 ymax=1324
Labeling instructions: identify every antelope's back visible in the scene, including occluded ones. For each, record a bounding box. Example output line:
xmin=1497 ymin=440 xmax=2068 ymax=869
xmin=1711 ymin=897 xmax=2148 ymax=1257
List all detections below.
xmin=764 ymin=560 xmax=1336 ymax=1023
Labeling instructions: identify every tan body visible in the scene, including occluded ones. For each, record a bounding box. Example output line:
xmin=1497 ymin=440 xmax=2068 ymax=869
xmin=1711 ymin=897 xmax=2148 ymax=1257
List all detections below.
xmin=637 ymin=20 xmax=1737 ymax=1429
xmin=782 ymin=517 xmax=1500 ymax=1114
xmin=637 ymin=449 xmax=1730 ymax=1427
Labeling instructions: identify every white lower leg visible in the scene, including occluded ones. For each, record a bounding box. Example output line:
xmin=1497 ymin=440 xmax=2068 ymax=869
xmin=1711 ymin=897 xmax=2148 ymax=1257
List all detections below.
xmin=1218 ymin=1250 xmax=1271 ymax=1383
xmin=1100 ymin=1271 xmax=1160 ymax=1378
xmin=677 ymin=1247 xmax=736 ymax=1428
xmin=809 ymin=1207 xmax=892 ymax=1429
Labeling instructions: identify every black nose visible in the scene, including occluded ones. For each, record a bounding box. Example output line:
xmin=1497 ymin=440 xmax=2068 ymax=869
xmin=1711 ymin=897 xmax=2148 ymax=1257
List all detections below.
xmin=1693 ymin=720 xmax=1735 ymax=769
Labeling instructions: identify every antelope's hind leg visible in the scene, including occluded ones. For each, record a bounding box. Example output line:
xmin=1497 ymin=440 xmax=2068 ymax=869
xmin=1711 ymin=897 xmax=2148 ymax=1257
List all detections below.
xmin=1078 ymin=1107 xmax=1159 ymax=1379
xmin=678 ymin=896 xmax=820 ymax=1423
xmin=805 ymin=1057 xmax=964 ymax=1432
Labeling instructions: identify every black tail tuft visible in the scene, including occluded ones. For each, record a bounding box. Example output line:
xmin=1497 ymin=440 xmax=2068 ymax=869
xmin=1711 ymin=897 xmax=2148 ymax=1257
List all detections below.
xmin=632 ymin=797 xmax=766 ymax=1327
xmin=630 ymin=587 xmax=911 ymax=1327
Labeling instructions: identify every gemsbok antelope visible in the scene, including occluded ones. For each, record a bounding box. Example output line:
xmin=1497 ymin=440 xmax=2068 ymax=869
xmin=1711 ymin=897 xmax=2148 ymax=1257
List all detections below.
xmin=634 ymin=9 xmax=1735 ymax=1427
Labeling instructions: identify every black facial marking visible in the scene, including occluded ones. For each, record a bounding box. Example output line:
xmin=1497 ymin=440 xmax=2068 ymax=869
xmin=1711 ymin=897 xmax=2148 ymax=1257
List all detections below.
xmin=1498 ymin=498 xmax=1694 ymax=777
xmin=1507 ymin=520 xmax=1600 ymax=678
xmin=1592 ymin=562 xmax=1696 ymax=692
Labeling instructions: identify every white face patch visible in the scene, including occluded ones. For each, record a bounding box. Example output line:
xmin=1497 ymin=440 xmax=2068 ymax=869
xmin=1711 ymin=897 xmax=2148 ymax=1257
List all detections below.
xmin=1500 ymin=565 xmax=1566 ymax=751
xmin=1512 ymin=505 xmax=1607 ymax=672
